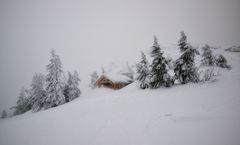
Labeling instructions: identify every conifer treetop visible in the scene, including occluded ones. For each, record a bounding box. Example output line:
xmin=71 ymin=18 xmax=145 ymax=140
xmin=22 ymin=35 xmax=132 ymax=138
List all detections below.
xmin=140 ymin=51 xmax=148 ymax=64
xmin=178 ymin=31 xmax=189 ymax=52
xmin=153 ymin=35 xmax=160 ymax=48
xmin=151 ymin=35 xmax=162 ymax=57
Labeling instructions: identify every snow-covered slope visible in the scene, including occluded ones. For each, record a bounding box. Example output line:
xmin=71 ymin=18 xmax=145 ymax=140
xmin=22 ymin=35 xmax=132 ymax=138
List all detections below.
xmin=0 ymin=50 xmax=240 ymax=145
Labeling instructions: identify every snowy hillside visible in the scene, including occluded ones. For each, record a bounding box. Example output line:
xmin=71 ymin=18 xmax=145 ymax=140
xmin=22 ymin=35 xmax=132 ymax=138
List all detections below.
xmin=0 ymin=50 xmax=240 ymax=145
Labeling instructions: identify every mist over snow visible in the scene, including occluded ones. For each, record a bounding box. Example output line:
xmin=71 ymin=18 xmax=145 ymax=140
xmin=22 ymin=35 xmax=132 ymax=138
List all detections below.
xmin=0 ymin=0 xmax=240 ymax=115
xmin=1 ymin=1 xmax=240 ymax=144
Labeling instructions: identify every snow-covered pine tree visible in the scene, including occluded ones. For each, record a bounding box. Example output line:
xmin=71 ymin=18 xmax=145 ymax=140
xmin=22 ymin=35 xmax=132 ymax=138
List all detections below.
xmin=43 ymin=49 xmax=65 ymax=109
xmin=201 ymin=44 xmax=215 ymax=66
xmin=63 ymin=71 xmax=81 ymax=102
xmin=136 ymin=51 xmax=150 ymax=89
xmin=89 ymin=71 xmax=99 ymax=89
xmin=1 ymin=110 xmax=7 ymax=118
xmin=174 ymin=31 xmax=200 ymax=84
xmin=13 ymin=88 xmax=31 ymax=115
xmin=149 ymin=36 xmax=173 ymax=88
xmin=29 ymin=73 xmax=46 ymax=112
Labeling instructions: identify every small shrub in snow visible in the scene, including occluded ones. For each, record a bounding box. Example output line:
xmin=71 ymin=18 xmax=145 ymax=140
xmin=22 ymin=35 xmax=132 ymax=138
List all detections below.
xmin=215 ymin=54 xmax=231 ymax=69
xmin=199 ymin=67 xmax=219 ymax=82
xmin=136 ymin=52 xmax=150 ymax=89
xmin=201 ymin=44 xmax=215 ymax=66
xmin=163 ymin=73 xmax=174 ymax=87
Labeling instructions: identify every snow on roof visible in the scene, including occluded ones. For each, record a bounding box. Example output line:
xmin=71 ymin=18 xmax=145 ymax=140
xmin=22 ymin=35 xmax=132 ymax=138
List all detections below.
xmin=102 ymin=61 xmax=134 ymax=83
xmin=104 ymin=73 xmax=132 ymax=83
xmin=103 ymin=61 xmax=133 ymax=74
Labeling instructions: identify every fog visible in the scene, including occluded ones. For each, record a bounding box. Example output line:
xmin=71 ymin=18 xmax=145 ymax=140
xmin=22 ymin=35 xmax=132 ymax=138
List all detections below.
xmin=0 ymin=0 xmax=240 ymax=112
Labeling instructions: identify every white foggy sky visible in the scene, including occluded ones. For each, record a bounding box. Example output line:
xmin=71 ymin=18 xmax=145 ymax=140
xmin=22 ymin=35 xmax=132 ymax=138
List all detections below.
xmin=0 ymin=0 xmax=240 ymax=112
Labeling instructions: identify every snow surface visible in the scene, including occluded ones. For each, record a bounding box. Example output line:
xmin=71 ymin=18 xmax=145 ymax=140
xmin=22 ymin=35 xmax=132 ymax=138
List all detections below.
xmin=0 ymin=50 xmax=240 ymax=145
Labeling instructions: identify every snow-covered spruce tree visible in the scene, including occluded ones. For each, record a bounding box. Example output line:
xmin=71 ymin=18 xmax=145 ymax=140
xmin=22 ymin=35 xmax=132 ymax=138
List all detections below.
xmin=174 ymin=31 xmax=200 ymax=84
xmin=89 ymin=71 xmax=99 ymax=89
xmin=149 ymin=36 xmax=173 ymax=88
xmin=136 ymin=51 xmax=150 ymax=89
xmin=13 ymin=88 xmax=31 ymax=115
xmin=1 ymin=110 xmax=7 ymax=118
xmin=43 ymin=49 xmax=65 ymax=109
xmin=63 ymin=71 xmax=81 ymax=102
xmin=201 ymin=44 xmax=215 ymax=66
xmin=29 ymin=73 xmax=46 ymax=112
